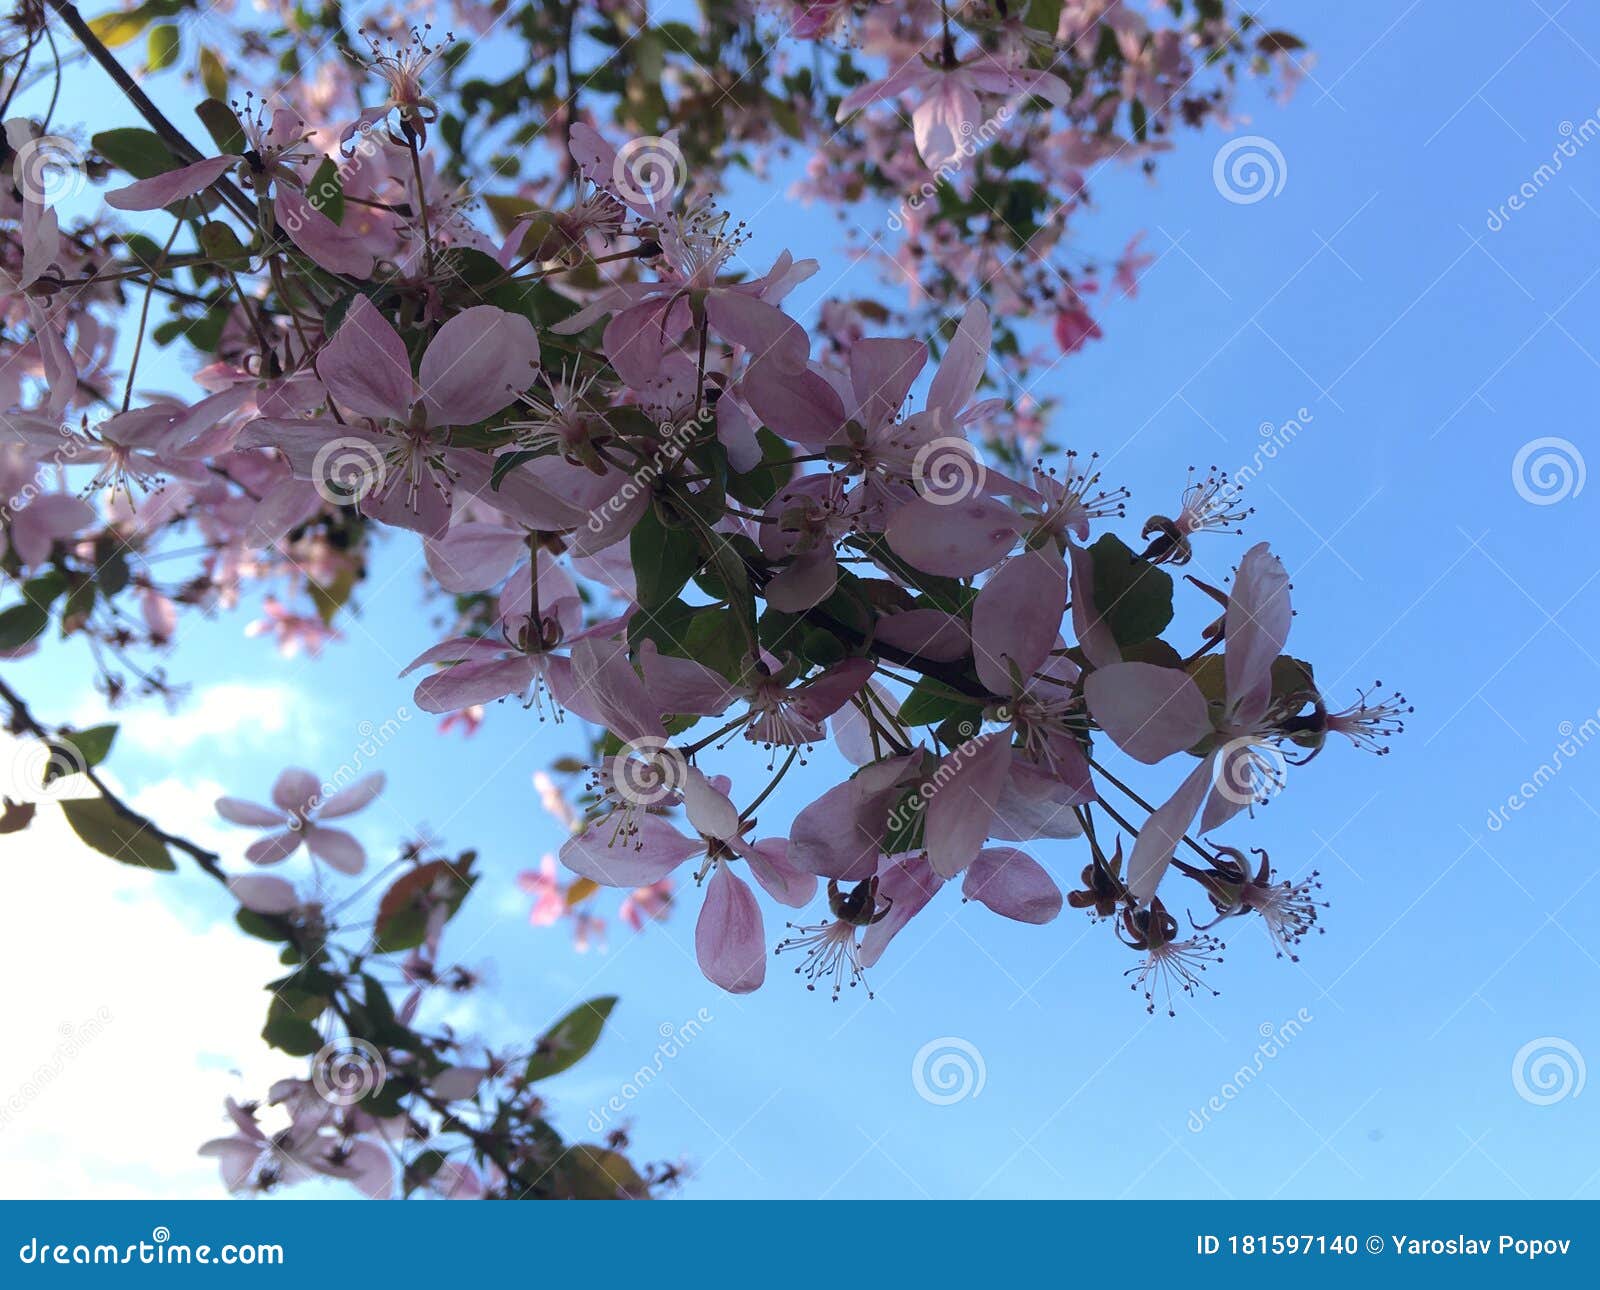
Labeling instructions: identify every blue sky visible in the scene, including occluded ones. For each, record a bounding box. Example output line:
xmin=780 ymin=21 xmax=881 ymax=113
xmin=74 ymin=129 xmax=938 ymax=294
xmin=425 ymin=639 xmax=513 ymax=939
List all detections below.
xmin=4 ymin=1 xmax=1599 ymax=1199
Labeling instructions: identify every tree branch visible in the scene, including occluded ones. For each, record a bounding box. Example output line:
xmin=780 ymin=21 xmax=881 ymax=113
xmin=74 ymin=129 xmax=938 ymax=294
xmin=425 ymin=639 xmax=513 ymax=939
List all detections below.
xmin=0 ymin=673 xmax=228 ymax=883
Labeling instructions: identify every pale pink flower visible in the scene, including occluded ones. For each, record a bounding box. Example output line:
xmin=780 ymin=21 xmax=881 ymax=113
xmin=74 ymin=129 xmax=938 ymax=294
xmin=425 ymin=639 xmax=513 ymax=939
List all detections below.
xmin=216 ymin=767 xmax=385 ymax=873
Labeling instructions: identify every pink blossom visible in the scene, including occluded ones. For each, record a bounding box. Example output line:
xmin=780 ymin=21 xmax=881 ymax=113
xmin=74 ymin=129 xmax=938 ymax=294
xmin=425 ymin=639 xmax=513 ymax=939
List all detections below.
xmin=216 ymin=767 xmax=385 ymax=873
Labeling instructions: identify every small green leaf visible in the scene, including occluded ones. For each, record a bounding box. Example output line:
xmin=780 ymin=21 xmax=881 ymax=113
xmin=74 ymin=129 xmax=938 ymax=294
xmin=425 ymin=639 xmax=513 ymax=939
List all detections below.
xmin=552 ymin=1144 xmax=647 ymax=1199
xmin=631 ymin=505 xmax=701 ymax=612
xmin=60 ymin=798 xmax=175 ymax=871
xmin=195 ymin=98 xmax=246 ymax=155
xmin=44 ymin=725 xmax=117 ymax=784
xmin=262 ymin=996 xmax=325 ymax=1056
xmin=147 ymin=22 xmax=180 ymax=70
xmin=1089 ymin=533 xmax=1174 ymax=647
xmin=198 ymin=221 xmax=250 ymax=265
xmin=525 ymin=996 xmax=617 ymax=1082
xmin=898 ymin=677 xmax=984 ymax=728
xmin=198 ymin=46 xmax=228 ymax=100
xmin=91 ymin=127 xmax=183 ymax=180
xmin=306 ymin=156 xmax=344 ymax=226
xmin=88 ymin=5 xmax=153 ymax=48
xmin=0 ymin=602 xmax=48 ymax=649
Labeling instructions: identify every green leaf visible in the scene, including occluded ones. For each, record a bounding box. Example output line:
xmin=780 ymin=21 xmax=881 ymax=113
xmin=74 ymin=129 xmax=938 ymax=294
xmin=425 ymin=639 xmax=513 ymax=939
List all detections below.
xmin=198 ymin=221 xmax=250 ymax=265
xmin=0 ymin=602 xmax=49 ymax=650
xmin=60 ymin=798 xmax=175 ymax=871
xmin=262 ymin=996 xmax=325 ymax=1057
xmin=307 ymin=156 xmax=344 ymax=226
xmin=631 ymin=505 xmax=701 ymax=612
xmin=147 ymin=22 xmax=180 ymax=70
xmin=21 ymin=570 xmax=68 ymax=608
xmin=195 ymin=98 xmax=246 ymax=155
xmin=45 ymin=725 xmax=117 ymax=784
xmin=725 ymin=428 xmax=793 ymax=508
xmin=1089 ymin=533 xmax=1174 ymax=647
xmin=897 ymin=677 xmax=984 ymax=728
xmin=198 ymin=46 xmax=228 ymax=100
xmin=88 ymin=5 xmax=153 ymax=48
xmin=236 ymin=909 xmax=292 ymax=942
xmin=373 ymin=857 xmax=475 ymax=953
xmin=91 ymin=127 xmax=183 ymax=180
xmin=551 ymin=1145 xmax=647 ymax=1199
xmin=525 ymin=996 xmax=617 ymax=1082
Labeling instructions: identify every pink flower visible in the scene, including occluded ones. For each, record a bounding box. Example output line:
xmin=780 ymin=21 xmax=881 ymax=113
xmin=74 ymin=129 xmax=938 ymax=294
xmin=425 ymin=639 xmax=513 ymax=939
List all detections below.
xmin=216 ymin=767 xmax=385 ymax=873
xmin=836 ymin=50 xmax=1071 ymax=171
xmin=619 ymin=879 xmax=673 ymax=931
xmin=105 ymin=107 xmax=314 ymax=212
xmin=1083 ymin=542 xmax=1292 ymax=902
xmin=246 ymin=594 xmax=338 ymax=658
xmin=517 ymin=856 xmax=566 ymax=927
xmin=560 ymin=770 xmax=814 ymax=993
xmin=240 ymin=296 xmax=540 ymax=537
xmin=1053 ymin=302 xmax=1103 ymax=354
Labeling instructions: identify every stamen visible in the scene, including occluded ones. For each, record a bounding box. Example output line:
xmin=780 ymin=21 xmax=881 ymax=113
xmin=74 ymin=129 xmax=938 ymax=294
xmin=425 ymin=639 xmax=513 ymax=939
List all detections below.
xmin=1325 ymin=681 xmax=1411 ymax=754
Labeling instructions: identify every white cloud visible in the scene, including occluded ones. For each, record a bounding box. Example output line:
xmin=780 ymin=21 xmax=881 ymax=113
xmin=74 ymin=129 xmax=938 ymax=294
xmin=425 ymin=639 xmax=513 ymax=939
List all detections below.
xmin=70 ymin=681 xmax=310 ymax=754
xmin=0 ymin=734 xmax=301 ymax=1198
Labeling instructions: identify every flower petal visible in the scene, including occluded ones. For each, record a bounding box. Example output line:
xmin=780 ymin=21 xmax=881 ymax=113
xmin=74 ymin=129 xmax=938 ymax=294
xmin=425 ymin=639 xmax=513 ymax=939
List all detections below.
xmin=925 ymin=732 xmax=1012 ymax=878
xmin=560 ymin=814 xmax=700 ymax=887
xmin=315 ymin=296 xmax=414 ymax=421
xmin=885 ymin=495 xmax=1020 ymax=577
xmin=695 ymin=865 xmax=766 ymax=994
xmin=418 ymin=306 xmax=541 ymax=427
xmin=962 ymin=848 xmax=1062 ymax=924
xmin=1083 ymin=662 xmax=1211 ymax=764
